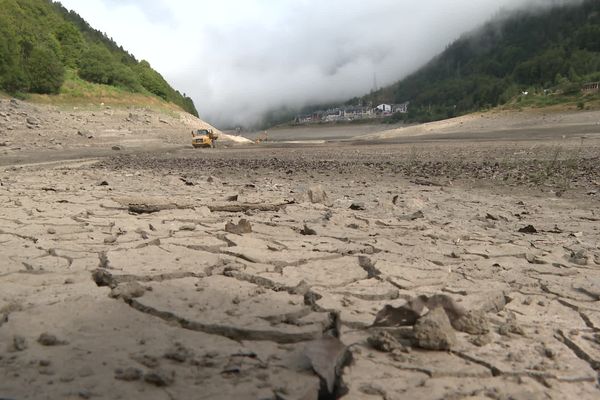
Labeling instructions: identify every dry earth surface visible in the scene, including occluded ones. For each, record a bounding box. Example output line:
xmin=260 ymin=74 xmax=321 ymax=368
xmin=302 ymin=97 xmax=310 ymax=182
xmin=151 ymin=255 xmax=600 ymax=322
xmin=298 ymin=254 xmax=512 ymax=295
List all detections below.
xmin=0 ymin=99 xmax=600 ymax=400
xmin=361 ymin=109 xmax=600 ymax=143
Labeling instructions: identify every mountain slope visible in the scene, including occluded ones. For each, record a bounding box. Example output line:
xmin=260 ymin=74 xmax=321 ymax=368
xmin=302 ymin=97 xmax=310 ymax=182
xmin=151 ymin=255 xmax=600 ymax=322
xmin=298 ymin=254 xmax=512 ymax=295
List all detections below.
xmin=362 ymin=0 xmax=600 ymax=123
xmin=0 ymin=0 xmax=198 ymax=116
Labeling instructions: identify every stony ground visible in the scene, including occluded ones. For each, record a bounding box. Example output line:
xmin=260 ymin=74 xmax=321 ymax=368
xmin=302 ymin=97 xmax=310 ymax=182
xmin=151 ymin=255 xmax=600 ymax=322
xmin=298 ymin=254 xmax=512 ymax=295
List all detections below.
xmin=0 ymin=98 xmax=247 ymax=165
xmin=0 ymin=136 xmax=599 ymax=400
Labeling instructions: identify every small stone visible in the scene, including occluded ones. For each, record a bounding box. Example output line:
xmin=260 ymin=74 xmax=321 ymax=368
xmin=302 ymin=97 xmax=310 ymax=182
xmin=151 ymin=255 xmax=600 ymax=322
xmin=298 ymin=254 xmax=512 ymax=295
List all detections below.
xmin=12 ymin=335 xmax=27 ymax=351
xmin=350 ymin=202 xmax=366 ymax=211
xmin=525 ymin=253 xmax=545 ymax=264
xmin=104 ymin=236 xmax=117 ymax=244
xmin=359 ymin=383 xmax=387 ymax=396
xmin=47 ymin=228 xmax=56 ymax=235
xmin=37 ymin=333 xmax=65 ymax=346
xmin=452 ymin=310 xmax=490 ymax=335
xmin=569 ymin=249 xmax=588 ymax=266
xmin=179 ymin=224 xmax=196 ymax=232
xmin=544 ymin=347 xmax=556 ymax=360
xmin=307 ymin=185 xmax=329 ymax=204
xmin=115 ymin=367 xmax=143 ymax=382
xmin=111 ymin=146 xmax=122 ymax=151
xmin=414 ymin=308 xmax=457 ymax=350
xmin=26 ymin=117 xmax=40 ymax=125
xmin=469 ymin=334 xmax=492 ymax=347
xmin=498 ymin=314 xmax=525 ymax=336
xmin=144 ymin=369 xmax=175 ymax=387
xmin=110 ymin=282 xmax=146 ymax=300
xmin=300 ymin=224 xmax=317 ymax=236
xmin=518 ymin=225 xmax=538 ymax=234
xmin=404 ymin=210 xmax=425 ymax=221
xmin=367 ymin=331 xmax=402 ymax=353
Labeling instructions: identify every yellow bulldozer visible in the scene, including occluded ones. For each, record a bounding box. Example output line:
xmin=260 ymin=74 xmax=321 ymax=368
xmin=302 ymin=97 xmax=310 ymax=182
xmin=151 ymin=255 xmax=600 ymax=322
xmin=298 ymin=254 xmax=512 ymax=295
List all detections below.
xmin=191 ymin=129 xmax=218 ymax=148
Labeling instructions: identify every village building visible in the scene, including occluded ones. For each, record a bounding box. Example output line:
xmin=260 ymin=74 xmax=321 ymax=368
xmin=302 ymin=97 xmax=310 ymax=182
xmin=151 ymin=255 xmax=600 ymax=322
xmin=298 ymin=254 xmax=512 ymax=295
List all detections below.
xmin=394 ymin=101 xmax=410 ymax=114
xmin=294 ymin=101 xmax=408 ymax=124
xmin=582 ymin=82 xmax=599 ymax=94
xmin=376 ymin=104 xmax=392 ymax=113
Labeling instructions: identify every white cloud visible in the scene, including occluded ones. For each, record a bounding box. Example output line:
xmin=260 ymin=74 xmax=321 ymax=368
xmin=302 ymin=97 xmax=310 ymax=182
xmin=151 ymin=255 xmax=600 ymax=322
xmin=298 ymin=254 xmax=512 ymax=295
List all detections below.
xmin=57 ymin=0 xmax=552 ymax=127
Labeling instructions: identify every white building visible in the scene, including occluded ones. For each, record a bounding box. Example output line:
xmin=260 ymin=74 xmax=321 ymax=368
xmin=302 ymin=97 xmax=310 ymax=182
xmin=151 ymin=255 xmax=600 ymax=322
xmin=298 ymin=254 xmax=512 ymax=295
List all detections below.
xmin=393 ymin=101 xmax=410 ymax=114
xmin=376 ymin=104 xmax=392 ymax=113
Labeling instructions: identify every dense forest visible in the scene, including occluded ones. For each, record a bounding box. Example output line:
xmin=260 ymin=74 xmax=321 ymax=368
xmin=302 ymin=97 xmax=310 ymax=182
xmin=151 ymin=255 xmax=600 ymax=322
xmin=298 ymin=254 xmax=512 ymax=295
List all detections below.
xmin=0 ymin=0 xmax=198 ymax=116
xmin=365 ymin=0 xmax=600 ymax=123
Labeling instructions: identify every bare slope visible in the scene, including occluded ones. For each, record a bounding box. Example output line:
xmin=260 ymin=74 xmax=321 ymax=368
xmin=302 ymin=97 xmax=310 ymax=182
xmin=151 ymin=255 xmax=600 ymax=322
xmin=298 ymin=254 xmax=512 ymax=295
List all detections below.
xmin=0 ymin=97 xmax=251 ymax=159
xmin=360 ymin=109 xmax=600 ymax=141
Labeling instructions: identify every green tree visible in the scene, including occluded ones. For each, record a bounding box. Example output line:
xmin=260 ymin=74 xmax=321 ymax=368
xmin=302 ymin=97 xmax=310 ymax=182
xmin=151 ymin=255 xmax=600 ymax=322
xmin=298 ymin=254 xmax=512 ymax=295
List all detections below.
xmin=135 ymin=60 xmax=170 ymax=99
xmin=0 ymin=16 xmax=27 ymax=91
xmin=26 ymin=44 xmax=65 ymax=94
xmin=78 ymin=45 xmax=116 ymax=85
xmin=54 ymin=22 xmax=86 ymax=67
xmin=0 ymin=0 xmax=197 ymax=115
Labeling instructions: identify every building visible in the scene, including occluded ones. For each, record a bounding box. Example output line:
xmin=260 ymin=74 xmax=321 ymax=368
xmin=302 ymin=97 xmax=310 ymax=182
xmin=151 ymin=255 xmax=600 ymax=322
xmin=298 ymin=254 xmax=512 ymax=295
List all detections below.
xmin=376 ymin=104 xmax=392 ymax=113
xmin=295 ymin=102 xmax=405 ymax=124
xmin=393 ymin=101 xmax=410 ymax=114
xmin=582 ymin=82 xmax=599 ymax=94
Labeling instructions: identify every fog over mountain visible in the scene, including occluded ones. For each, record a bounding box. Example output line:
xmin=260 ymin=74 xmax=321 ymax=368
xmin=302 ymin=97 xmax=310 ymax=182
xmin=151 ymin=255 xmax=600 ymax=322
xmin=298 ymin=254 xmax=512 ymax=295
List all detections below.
xmin=58 ymin=0 xmax=578 ymax=128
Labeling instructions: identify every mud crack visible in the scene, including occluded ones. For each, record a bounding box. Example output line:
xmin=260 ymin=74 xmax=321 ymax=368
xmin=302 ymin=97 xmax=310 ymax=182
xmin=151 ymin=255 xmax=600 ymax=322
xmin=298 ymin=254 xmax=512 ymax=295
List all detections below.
xmin=126 ymin=297 xmax=338 ymax=344
xmin=555 ymin=329 xmax=600 ymax=372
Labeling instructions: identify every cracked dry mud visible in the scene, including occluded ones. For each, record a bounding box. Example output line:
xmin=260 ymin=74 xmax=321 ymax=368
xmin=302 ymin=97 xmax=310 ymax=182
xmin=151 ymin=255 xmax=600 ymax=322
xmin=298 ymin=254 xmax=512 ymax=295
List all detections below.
xmin=1 ymin=139 xmax=600 ymax=400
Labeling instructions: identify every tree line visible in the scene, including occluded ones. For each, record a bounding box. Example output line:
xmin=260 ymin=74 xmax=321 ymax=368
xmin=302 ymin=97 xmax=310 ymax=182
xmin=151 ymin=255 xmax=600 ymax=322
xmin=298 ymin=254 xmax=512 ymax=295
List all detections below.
xmin=364 ymin=0 xmax=600 ymax=123
xmin=0 ymin=0 xmax=198 ymax=116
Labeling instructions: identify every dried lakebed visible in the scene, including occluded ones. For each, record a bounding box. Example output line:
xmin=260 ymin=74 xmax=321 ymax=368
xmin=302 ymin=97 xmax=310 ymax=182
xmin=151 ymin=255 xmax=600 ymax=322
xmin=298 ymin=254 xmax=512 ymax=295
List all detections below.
xmin=1 ymin=142 xmax=599 ymax=400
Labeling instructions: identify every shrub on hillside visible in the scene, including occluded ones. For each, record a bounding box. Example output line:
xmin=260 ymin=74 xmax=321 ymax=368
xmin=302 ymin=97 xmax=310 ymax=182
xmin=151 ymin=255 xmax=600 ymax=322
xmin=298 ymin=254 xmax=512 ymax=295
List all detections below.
xmin=78 ymin=45 xmax=114 ymax=85
xmin=135 ymin=60 xmax=171 ymax=100
xmin=26 ymin=44 xmax=65 ymax=94
xmin=79 ymin=45 xmax=140 ymax=90
xmin=0 ymin=0 xmax=196 ymax=114
xmin=55 ymin=22 xmax=86 ymax=68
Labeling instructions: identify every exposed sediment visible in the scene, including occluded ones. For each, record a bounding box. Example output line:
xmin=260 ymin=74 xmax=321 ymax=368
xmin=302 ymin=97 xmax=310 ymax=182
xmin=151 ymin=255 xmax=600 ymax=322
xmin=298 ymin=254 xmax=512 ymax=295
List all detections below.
xmin=1 ymin=133 xmax=600 ymax=399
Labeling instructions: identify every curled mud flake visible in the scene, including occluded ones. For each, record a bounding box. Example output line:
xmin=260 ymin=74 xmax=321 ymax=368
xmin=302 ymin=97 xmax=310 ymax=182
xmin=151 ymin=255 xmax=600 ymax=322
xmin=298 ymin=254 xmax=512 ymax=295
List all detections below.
xmin=304 ymin=336 xmax=351 ymax=399
xmin=225 ymin=219 xmax=253 ymax=234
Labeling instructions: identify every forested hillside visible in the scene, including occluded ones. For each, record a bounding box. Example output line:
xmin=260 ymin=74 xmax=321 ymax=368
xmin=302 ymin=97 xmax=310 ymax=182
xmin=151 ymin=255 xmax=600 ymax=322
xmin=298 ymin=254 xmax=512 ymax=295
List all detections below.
xmin=0 ymin=0 xmax=198 ymax=116
xmin=364 ymin=0 xmax=600 ymax=123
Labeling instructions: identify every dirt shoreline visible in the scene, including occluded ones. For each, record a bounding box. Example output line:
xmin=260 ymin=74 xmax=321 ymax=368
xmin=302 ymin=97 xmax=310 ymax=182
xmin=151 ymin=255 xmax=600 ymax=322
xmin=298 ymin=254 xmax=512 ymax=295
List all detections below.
xmin=1 ymin=103 xmax=600 ymax=399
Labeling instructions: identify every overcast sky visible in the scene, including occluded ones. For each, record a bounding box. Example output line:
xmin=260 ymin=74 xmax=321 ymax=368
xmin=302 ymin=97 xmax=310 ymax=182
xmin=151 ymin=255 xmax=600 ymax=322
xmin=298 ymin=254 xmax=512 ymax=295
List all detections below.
xmin=58 ymin=0 xmax=565 ymax=127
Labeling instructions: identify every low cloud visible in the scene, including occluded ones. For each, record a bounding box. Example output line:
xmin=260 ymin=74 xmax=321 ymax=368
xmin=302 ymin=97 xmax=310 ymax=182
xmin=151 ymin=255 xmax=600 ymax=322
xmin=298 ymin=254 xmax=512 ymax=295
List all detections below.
xmin=58 ymin=0 xmax=569 ymax=127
